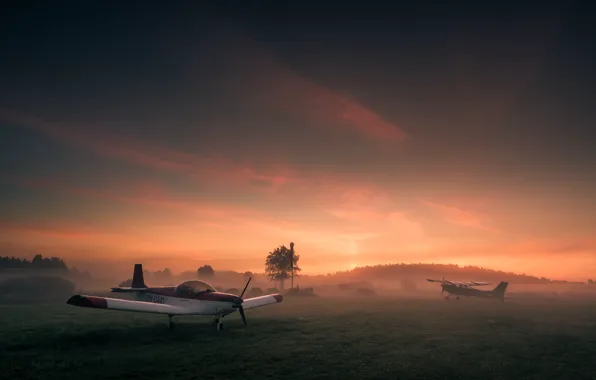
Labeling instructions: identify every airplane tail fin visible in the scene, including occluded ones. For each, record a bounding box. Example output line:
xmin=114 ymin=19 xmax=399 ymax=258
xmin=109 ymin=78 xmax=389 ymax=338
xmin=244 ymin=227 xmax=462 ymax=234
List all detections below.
xmin=110 ymin=264 xmax=148 ymax=293
xmin=131 ymin=264 xmax=146 ymax=289
xmin=492 ymin=281 xmax=509 ymax=300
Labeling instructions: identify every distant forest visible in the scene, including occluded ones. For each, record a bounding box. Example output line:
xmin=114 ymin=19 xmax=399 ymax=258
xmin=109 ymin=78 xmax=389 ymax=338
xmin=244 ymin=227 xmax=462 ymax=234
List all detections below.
xmin=0 ymin=255 xmax=586 ymax=284
xmin=325 ymin=263 xmax=580 ymax=284
xmin=0 ymin=255 xmax=68 ymax=270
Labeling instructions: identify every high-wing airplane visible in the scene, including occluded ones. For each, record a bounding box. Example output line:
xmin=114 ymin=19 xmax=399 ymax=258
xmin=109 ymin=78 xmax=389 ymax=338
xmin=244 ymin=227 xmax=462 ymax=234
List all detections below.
xmin=427 ymin=278 xmax=509 ymax=302
xmin=66 ymin=264 xmax=283 ymax=331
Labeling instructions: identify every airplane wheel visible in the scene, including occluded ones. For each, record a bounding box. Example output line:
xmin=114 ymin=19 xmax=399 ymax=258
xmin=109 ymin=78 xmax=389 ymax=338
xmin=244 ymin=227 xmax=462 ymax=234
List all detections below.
xmin=215 ymin=316 xmax=225 ymax=331
xmin=456 ymin=297 xmax=460 ymax=301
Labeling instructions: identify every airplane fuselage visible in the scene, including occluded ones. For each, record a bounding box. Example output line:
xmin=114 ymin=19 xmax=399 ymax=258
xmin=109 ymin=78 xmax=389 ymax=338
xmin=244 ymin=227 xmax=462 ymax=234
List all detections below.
xmin=122 ymin=286 xmax=242 ymax=316
xmin=442 ymin=284 xmax=500 ymax=299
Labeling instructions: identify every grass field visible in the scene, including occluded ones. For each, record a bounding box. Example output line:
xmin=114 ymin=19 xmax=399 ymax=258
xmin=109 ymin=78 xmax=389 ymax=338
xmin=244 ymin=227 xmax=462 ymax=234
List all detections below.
xmin=2 ymin=295 xmax=596 ymax=380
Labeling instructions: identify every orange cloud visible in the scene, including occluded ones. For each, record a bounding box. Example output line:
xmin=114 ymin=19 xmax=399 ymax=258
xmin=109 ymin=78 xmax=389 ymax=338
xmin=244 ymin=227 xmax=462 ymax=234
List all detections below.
xmin=4 ymin=175 xmax=594 ymax=280
xmin=0 ymin=112 xmax=372 ymax=199
xmin=266 ymin=67 xmax=406 ymax=142
xmin=1 ymin=109 xmax=408 ymax=225
xmin=419 ymin=199 xmax=500 ymax=233
xmin=212 ymin=28 xmax=407 ymax=143
xmin=4 ymin=175 xmax=428 ymax=274
xmin=0 ymin=221 xmax=107 ymax=240
xmin=0 ymin=220 xmax=162 ymax=261
xmin=7 ymin=178 xmax=265 ymax=223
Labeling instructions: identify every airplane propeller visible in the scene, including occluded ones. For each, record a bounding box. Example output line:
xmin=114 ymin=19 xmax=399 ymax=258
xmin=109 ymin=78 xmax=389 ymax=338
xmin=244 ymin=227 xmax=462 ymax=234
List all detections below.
xmin=240 ymin=277 xmax=252 ymax=298
xmin=233 ymin=276 xmax=252 ymax=327
xmin=237 ymin=304 xmax=247 ymax=326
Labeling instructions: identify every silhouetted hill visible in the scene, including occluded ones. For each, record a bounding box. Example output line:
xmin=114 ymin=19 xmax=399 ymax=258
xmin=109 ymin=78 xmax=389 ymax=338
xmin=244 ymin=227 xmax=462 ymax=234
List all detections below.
xmin=321 ymin=263 xmax=576 ymax=284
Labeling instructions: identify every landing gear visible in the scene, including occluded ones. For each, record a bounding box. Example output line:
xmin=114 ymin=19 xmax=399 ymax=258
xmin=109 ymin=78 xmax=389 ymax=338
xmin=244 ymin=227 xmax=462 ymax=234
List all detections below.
xmin=456 ymin=296 xmax=460 ymax=301
xmin=168 ymin=314 xmax=174 ymax=329
xmin=213 ymin=315 xmax=225 ymax=331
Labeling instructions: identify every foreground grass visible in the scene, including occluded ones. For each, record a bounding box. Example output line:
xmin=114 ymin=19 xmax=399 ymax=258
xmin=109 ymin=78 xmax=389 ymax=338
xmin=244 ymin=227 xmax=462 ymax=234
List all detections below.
xmin=2 ymin=296 xmax=596 ymax=379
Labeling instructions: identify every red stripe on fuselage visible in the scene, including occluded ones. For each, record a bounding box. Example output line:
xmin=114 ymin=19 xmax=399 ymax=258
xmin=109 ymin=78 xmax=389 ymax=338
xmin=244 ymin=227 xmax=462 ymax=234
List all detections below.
xmin=147 ymin=288 xmax=242 ymax=303
xmin=66 ymin=295 xmax=108 ymax=309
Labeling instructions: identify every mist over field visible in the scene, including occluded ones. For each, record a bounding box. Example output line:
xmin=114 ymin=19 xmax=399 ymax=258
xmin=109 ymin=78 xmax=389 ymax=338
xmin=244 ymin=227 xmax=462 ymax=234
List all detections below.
xmin=2 ymin=254 xmax=596 ymax=379
xmin=2 ymin=254 xmax=595 ymax=305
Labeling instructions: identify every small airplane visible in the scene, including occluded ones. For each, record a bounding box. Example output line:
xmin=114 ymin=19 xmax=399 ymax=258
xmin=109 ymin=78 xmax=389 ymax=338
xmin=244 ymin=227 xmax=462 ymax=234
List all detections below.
xmin=66 ymin=264 xmax=283 ymax=331
xmin=427 ymin=277 xmax=509 ymax=302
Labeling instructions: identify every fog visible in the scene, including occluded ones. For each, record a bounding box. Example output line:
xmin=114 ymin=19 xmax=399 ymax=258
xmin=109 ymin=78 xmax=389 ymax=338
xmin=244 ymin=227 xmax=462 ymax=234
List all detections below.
xmin=3 ymin=261 xmax=596 ymax=307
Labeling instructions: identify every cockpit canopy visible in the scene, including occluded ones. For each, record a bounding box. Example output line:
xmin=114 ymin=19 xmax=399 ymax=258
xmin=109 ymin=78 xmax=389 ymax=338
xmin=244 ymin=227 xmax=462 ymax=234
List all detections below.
xmin=175 ymin=280 xmax=216 ymax=298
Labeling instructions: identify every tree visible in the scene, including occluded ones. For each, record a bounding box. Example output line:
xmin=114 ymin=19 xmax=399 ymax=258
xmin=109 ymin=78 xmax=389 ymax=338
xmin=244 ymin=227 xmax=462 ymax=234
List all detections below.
xmin=244 ymin=271 xmax=253 ymax=278
xmin=265 ymin=245 xmax=300 ymax=290
xmin=50 ymin=257 xmax=68 ymax=270
xmin=31 ymin=254 xmax=44 ymax=268
xmin=197 ymin=265 xmax=215 ymax=279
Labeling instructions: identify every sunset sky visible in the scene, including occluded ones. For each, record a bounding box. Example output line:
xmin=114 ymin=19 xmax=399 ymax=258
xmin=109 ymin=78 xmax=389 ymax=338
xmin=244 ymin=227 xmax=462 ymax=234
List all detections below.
xmin=1 ymin=2 xmax=595 ymax=280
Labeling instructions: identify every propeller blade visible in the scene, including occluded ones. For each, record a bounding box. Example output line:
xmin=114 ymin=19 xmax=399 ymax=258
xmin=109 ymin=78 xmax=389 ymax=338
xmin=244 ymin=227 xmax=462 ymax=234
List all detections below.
xmin=240 ymin=277 xmax=252 ymax=298
xmin=238 ymin=305 xmax=247 ymax=326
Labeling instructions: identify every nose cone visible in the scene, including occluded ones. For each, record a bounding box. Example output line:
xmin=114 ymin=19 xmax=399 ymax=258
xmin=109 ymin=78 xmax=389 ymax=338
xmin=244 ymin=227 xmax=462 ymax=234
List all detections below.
xmin=219 ymin=293 xmax=243 ymax=304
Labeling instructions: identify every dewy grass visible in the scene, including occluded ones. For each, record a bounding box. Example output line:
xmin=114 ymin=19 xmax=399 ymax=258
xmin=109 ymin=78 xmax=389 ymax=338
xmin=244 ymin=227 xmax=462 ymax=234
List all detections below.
xmin=1 ymin=296 xmax=596 ymax=380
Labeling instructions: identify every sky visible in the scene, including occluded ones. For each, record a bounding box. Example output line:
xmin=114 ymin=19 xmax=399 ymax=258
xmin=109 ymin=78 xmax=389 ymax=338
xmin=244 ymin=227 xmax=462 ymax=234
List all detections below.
xmin=1 ymin=1 xmax=595 ymax=280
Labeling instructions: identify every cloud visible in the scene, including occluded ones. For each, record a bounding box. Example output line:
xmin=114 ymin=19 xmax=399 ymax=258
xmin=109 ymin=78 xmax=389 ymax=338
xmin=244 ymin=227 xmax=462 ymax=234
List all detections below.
xmin=6 ymin=178 xmax=266 ymax=223
xmin=1 ymin=111 xmax=399 ymax=203
xmin=4 ymin=175 xmax=427 ymax=273
xmin=4 ymin=175 xmax=594 ymax=280
xmin=210 ymin=27 xmax=407 ymax=144
xmin=5 ymin=176 xmax=386 ymax=241
xmin=419 ymin=198 xmax=500 ymax=233
xmin=264 ymin=66 xmax=407 ymax=142
xmin=0 ymin=221 xmax=108 ymax=240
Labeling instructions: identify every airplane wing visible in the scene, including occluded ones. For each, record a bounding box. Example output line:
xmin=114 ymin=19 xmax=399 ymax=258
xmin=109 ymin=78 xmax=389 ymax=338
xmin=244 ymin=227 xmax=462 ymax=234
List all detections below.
xmin=428 ymin=279 xmax=490 ymax=287
xmin=469 ymin=281 xmax=491 ymax=286
xmin=66 ymin=294 xmax=195 ymax=315
xmin=427 ymin=279 xmax=456 ymax=285
xmin=452 ymin=281 xmax=491 ymax=287
xmin=242 ymin=294 xmax=283 ymax=310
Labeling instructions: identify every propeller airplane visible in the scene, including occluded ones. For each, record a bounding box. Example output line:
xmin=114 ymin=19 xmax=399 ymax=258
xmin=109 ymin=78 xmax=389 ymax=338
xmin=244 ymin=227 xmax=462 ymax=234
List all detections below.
xmin=66 ymin=264 xmax=283 ymax=331
xmin=427 ymin=277 xmax=509 ymax=302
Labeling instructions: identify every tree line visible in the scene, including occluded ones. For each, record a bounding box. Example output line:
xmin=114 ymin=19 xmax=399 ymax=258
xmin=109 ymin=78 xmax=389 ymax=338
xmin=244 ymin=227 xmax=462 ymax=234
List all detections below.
xmin=0 ymin=255 xmax=68 ymax=270
xmin=326 ymin=263 xmax=570 ymax=284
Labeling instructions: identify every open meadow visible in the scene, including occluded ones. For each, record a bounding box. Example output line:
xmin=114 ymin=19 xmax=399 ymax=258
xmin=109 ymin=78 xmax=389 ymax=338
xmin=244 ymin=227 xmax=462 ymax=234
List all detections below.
xmin=2 ymin=295 xmax=596 ymax=380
